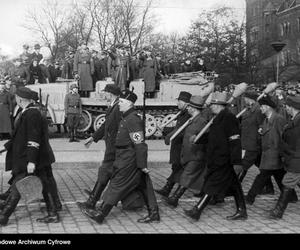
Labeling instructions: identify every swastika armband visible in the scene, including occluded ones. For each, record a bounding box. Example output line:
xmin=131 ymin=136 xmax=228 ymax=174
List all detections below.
xmin=129 ymin=131 xmax=144 ymax=144
xmin=229 ymin=134 xmax=240 ymax=141
xmin=27 ymin=141 xmax=40 ymax=149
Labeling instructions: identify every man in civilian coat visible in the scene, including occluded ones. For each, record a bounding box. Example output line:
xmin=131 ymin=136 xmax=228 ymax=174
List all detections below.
xmin=238 ymin=91 xmax=274 ymax=194
xmin=184 ymin=91 xmax=248 ymax=221
xmin=164 ymin=96 xmax=208 ymax=208
xmin=0 ymin=87 xmax=59 ymax=226
xmin=78 ymin=84 xmax=144 ymax=213
xmin=155 ymin=91 xmax=191 ymax=198
xmin=269 ymin=95 xmax=300 ymax=219
xmin=82 ymin=89 xmax=160 ymax=224
xmin=245 ymin=94 xmax=298 ymax=205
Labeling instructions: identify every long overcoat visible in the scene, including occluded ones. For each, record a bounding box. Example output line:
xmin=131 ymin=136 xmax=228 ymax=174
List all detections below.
xmin=4 ymin=104 xmax=55 ymax=174
xmin=73 ymin=50 xmax=94 ymax=91
xmin=259 ymin=112 xmax=286 ymax=170
xmin=202 ymin=108 xmax=242 ymax=196
xmin=280 ymin=113 xmax=300 ymax=173
xmin=103 ymin=108 xmax=148 ymax=206
xmin=0 ymin=91 xmax=12 ymax=134
xmin=142 ymin=58 xmax=157 ymax=93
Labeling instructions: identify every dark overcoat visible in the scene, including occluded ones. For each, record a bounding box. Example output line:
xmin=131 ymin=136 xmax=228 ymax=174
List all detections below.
xmin=103 ymin=108 xmax=148 ymax=206
xmin=4 ymin=104 xmax=55 ymax=174
xmin=241 ymin=103 xmax=264 ymax=151
xmin=0 ymin=91 xmax=13 ymax=134
xmin=202 ymin=108 xmax=242 ymax=196
xmin=280 ymin=113 xmax=300 ymax=173
xmin=92 ymin=99 xmax=121 ymax=162
xmin=259 ymin=112 xmax=286 ymax=170
xmin=142 ymin=58 xmax=157 ymax=93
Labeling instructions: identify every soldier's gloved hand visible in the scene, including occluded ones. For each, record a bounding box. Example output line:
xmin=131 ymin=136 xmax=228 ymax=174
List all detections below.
xmin=233 ymin=165 xmax=244 ymax=175
xmin=27 ymin=162 xmax=36 ymax=174
xmin=84 ymin=137 xmax=94 ymax=148
xmin=141 ymin=168 xmax=150 ymax=174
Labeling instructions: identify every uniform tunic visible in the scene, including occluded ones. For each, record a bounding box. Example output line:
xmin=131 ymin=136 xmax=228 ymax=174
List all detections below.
xmin=64 ymin=92 xmax=82 ymax=129
xmin=73 ymin=50 xmax=95 ymax=91
xmin=202 ymin=108 xmax=242 ymax=196
xmin=103 ymin=108 xmax=148 ymax=206
xmin=0 ymin=90 xmax=12 ymax=134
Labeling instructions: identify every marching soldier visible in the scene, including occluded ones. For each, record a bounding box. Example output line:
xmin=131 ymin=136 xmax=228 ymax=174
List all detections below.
xmin=83 ymin=89 xmax=160 ymax=224
xmin=78 ymin=84 xmax=144 ymax=212
xmin=245 ymin=95 xmax=298 ymax=205
xmin=164 ymin=96 xmax=208 ymax=208
xmin=0 ymin=87 xmax=59 ymax=226
xmin=155 ymin=91 xmax=191 ymax=198
xmin=64 ymin=83 xmax=82 ymax=142
xmin=184 ymin=92 xmax=248 ymax=221
xmin=269 ymin=95 xmax=300 ymax=219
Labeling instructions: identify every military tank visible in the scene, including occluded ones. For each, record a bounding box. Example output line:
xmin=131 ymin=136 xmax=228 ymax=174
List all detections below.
xmin=26 ymin=71 xmax=217 ymax=139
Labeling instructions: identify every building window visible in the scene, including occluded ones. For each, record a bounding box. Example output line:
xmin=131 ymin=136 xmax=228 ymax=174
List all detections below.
xmin=298 ymin=18 xmax=300 ymax=32
xmin=280 ymin=23 xmax=284 ymax=36
xmin=250 ymin=26 xmax=259 ymax=43
xmin=287 ymin=22 xmax=291 ymax=35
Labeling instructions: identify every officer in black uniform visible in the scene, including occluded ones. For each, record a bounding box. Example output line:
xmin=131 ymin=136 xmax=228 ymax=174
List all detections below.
xmin=155 ymin=91 xmax=191 ymax=198
xmin=0 ymin=87 xmax=59 ymax=226
xmin=78 ymin=84 xmax=144 ymax=212
xmin=83 ymin=89 xmax=160 ymax=224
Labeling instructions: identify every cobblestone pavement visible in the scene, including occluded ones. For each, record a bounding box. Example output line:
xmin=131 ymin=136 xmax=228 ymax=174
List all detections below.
xmin=1 ymin=161 xmax=300 ymax=234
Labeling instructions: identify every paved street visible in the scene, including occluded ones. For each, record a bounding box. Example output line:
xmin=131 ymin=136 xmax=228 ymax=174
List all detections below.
xmin=0 ymin=139 xmax=300 ymax=234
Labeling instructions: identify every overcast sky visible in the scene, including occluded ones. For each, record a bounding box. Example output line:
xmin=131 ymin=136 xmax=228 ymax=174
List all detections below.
xmin=0 ymin=0 xmax=245 ymax=57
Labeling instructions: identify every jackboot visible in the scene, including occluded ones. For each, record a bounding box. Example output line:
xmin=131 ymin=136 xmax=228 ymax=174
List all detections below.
xmin=77 ymin=181 xmax=105 ymax=210
xmin=69 ymin=131 xmax=74 ymax=142
xmin=154 ymin=181 xmax=175 ymax=198
xmin=165 ymin=186 xmax=186 ymax=208
xmin=0 ymin=188 xmax=11 ymax=201
xmin=184 ymin=194 xmax=211 ymax=221
xmin=37 ymin=192 xmax=60 ymax=223
xmin=137 ymin=206 xmax=160 ymax=223
xmin=0 ymin=193 xmax=20 ymax=226
xmin=289 ymin=189 xmax=298 ymax=203
xmin=268 ymin=187 xmax=293 ymax=219
xmin=83 ymin=204 xmax=113 ymax=224
xmin=259 ymin=178 xmax=274 ymax=195
xmin=226 ymin=182 xmax=248 ymax=220
xmin=73 ymin=130 xmax=80 ymax=142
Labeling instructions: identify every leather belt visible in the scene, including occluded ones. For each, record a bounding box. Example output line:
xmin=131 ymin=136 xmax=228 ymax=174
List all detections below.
xmin=80 ymin=61 xmax=90 ymax=64
xmin=116 ymin=145 xmax=133 ymax=149
xmin=69 ymin=105 xmax=79 ymax=108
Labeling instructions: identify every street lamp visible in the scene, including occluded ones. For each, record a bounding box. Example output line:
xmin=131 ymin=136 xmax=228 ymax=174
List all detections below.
xmin=271 ymin=41 xmax=286 ymax=83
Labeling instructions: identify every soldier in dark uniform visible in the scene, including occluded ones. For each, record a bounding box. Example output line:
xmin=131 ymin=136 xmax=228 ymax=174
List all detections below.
xmin=164 ymin=96 xmax=208 ymax=208
xmin=269 ymin=95 xmax=300 ymax=219
xmin=155 ymin=91 xmax=191 ymax=197
xmin=237 ymin=91 xmax=274 ymax=194
xmin=83 ymin=89 xmax=160 ymax=224
xmin=10 ymin=57 xmax=30 ymax=87
xmin=64 ymin=83 xmax=82 ymax=142
xmin=78 ymin=84 xmax=144 ymax=212
xmin=20 ymin=44 xmax=31 ymax=68
xmin=184 ymin=92 xmax=248 ymax=221
xmin=0 ymin=87 xmax=59 ymax=226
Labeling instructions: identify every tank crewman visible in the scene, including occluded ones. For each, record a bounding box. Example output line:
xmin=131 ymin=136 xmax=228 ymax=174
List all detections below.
xmin=164 ymin=96 xmax=208 ymax=208
xmin=30 ymin=43 xmax=43 ymax=64
xmin=155 ymin=91 xmax=192 ymax=198
xmin=78 ymin=84 xmax=144 ymax=212
xmin=64 ymin=83 xmax=82 ymax=142
xmin=238 ymin=91 xmax=274 ymax=194
xmin=0 ymin=87 xmax=59 ymax=226
xmin=245 ymin=95 xmax=298 ymax=205
xmin=83 ymin=89 xmax=160 ymax=224
xmin=269 ymin=95 xmax=300 ymax=219
xmin=184 ymin=91 xmax=248 ymax=221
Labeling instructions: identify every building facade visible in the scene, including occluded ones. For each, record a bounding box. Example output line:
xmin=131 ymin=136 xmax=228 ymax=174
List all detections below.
xmin=246 ymin=0 xmax=300 ymax=84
